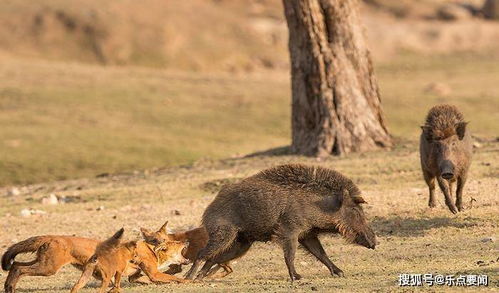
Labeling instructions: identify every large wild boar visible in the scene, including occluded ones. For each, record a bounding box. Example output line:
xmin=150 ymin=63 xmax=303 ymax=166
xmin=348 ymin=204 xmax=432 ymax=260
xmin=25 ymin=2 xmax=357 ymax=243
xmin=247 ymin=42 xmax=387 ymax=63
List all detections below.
xmin=185 ymin=164 xmax=376 ymax=281
xmin=420 ymin=104 xmax=472 ymax=214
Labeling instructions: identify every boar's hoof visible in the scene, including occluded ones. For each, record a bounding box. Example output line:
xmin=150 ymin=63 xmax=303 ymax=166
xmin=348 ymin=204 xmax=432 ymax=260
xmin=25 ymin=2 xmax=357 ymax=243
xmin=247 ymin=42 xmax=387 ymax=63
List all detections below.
xmin=447 ymin=205 xmax=458 ymax=214
xmin=333 ymin=270 xmax=344 ymax=277
xmin=290 ymin=273 xmax=302 ymax=281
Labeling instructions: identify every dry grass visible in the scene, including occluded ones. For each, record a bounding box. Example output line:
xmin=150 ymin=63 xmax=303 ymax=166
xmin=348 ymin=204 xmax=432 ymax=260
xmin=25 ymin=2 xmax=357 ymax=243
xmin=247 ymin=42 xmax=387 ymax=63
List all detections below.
xmin=0 ymin=139 xmax=498 ymax=292
xmin=0 ymin=3 xmax=498 ymax=290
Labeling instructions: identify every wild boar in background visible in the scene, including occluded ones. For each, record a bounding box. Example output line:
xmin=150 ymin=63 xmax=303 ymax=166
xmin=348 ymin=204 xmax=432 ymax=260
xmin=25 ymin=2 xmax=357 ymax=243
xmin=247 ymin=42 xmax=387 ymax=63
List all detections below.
xmin=420 ymin=104 xmax=472 ymax=213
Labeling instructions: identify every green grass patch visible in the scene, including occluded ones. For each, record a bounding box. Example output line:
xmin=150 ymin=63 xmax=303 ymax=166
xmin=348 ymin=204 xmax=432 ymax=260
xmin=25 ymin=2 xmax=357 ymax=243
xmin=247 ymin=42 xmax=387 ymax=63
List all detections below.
xmin=0 ymin=52 xmax=498 ymax=185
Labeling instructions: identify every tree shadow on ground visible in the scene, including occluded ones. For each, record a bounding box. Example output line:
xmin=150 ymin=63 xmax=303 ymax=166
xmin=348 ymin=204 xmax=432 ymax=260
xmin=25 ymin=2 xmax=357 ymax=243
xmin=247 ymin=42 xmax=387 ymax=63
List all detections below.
xmin=372 ymin=216 xmax=481 ymax=237
xmin=243 ymin=146 xmax=291 ymax=158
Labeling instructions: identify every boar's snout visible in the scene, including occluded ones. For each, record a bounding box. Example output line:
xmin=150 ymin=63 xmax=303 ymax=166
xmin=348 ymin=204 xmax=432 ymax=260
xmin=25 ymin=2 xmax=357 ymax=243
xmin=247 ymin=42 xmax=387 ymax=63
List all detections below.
xmin=439 ymin=160 xmax=455 ymax=180
xmin=354 ymin=229 xmax=377 ymax=250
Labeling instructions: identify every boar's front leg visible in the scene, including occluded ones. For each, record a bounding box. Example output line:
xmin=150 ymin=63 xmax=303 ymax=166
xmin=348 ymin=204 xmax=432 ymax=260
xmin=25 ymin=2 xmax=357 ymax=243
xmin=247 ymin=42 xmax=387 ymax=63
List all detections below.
xmin=281 ymin=232 xmax=301 ymax=281
xmin=436 ymin=177 xmax=458 ymax=214
xmin=456 ymin=174 xmax=467 ymax=212
xmin=423 ymin=170 xmax=436 ymax=208
xmin=299 ymin=235 xmax=344 ymax=277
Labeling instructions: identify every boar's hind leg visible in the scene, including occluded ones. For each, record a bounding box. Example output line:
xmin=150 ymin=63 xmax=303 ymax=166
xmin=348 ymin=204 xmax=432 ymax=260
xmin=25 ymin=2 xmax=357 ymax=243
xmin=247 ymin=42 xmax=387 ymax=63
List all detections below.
xmin=206 ymin=239 xmax=252 ymax=278
xmin=436 ymin=177 xmax=458 ymax=214
xmin=184 ymin=258 xmax=201 ymax=280
xmin=195 ymin=260 xmax=217 ymax=280
xmin=423 ymin=171 xmax=436 ymax=208
xmin=205 ymin=239 xmax=251 ymax=278
xmin=189 ymin=225 xmax=238 ymax=280
xmin=456 ymin=174 xmax=467 ymax=212
xmin=299 ymin=235 xmax=344 ymax=277
xmin=196 ymin=238 xmax=250 ymax=280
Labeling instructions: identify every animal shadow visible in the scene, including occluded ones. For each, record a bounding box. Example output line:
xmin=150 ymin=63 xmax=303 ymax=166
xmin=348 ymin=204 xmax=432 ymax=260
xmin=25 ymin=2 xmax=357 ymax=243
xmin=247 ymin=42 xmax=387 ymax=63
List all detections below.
xmin=372 ymin=216 xmax=480 ymax=237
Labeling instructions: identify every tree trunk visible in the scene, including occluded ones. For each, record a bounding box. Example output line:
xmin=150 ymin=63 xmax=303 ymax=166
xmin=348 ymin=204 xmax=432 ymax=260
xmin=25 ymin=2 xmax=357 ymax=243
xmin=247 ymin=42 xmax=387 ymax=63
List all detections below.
xmin=283 ymin=0 xmax=391 ymax=156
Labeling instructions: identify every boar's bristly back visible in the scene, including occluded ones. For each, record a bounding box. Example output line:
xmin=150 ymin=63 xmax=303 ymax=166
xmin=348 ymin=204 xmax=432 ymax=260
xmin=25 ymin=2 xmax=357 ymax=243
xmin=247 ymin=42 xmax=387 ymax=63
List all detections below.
xmin=253 ymin=164 xmax=361 ymax=197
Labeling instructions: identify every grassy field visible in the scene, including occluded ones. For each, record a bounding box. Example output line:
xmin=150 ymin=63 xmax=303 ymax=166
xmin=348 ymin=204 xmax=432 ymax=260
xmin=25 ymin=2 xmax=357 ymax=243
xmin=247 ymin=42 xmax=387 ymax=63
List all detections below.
xmin=1 ymin=2 xmax=498 ymax=292
xmin=1 ymin=52 xmax=499 ymax=186
xmin=0 ymin=138 xmax=497 ymax=292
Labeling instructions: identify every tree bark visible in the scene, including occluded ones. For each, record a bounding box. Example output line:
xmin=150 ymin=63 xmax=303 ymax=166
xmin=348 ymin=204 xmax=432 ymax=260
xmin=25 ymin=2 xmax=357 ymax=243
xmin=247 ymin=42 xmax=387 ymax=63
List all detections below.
xmin=283 ymin=0 xmax=391 ymax=156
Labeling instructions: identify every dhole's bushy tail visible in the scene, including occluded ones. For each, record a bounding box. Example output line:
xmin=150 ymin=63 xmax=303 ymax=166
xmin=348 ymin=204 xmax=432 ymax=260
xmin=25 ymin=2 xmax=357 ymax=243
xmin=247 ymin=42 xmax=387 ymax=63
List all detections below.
xmin=1 ymin=236 xmax=47 ymax=270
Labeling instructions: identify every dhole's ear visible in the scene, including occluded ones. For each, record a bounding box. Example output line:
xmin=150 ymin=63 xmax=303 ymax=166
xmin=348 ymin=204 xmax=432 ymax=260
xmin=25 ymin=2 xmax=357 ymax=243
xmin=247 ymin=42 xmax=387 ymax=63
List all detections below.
xmin=140 ymin=227 xmax=152 ymax=238
xmin=112 ymin=228 xmax=125 ymax=240
xmin=158 ymin=220 xmax=168 ymax=234
xmin=455 ymin=121 xmax=468 ymax=140
xmin=127 ymin=241 xmax=138 ymax=250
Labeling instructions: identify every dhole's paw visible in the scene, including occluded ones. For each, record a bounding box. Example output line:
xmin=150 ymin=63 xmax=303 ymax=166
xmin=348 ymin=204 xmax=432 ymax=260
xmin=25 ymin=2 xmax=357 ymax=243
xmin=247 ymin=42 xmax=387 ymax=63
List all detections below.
xmin=107 ymin=288 xmax=121 ymax=293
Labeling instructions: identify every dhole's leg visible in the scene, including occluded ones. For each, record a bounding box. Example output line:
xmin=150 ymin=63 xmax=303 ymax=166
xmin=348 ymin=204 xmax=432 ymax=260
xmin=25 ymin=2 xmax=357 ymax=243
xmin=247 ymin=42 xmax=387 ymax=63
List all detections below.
xmin=139 ymin=259 xmax=187 ymax=283
xmin=5 ymin=248 xmax=70 ymax=293
xmin=128 ymin=269 xmax=148 ymax=284
xmin=70 ymin=262 xmax=97 ymax=293
xmin=218 ymin=264 xmax=233 ymax=278
xmin=108 ymin=271 xmax=123 ymax=293
xmin=5 ymin=242 xmax=72 ymax=293
xmin=164 ymin=264 xmax=182 ymax=275
xmin=4 ymin=260 xmax=37 ymax=293
xmin=423 ymin=171 xmax=436 ymax=208
xmin=299 ymin=235 xmax=343 ymax=277
xmin=98 ymin=275 xmax=112 ymax=293
xmin=206 ymin=263 xmax=233 ymax=279
xmin=436 ymin=177 xmax=458 ymax=214
xmin=456 ymin=174 xmax=467 ymax=212
xmin=185 ymin=225 xmax=238 ymax=280
xmin=281 ymin=233 xmax=301 ymax=281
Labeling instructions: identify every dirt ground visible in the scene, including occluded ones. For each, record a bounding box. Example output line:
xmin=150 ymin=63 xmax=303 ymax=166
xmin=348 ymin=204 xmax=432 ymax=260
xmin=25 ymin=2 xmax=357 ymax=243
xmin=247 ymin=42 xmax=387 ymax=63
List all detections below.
xmin=1 ymin=139 xmax=497 ymax=292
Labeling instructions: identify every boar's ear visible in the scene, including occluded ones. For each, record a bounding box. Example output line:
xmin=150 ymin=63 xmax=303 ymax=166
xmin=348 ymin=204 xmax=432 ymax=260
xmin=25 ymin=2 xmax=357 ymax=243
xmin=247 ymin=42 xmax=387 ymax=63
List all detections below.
xmin=352 ymin=195 xmax=367 ymax=205
xmin=455 ymin=121 xmax=468 ymax=140
xmin=420 ymin=126 xmax=432 ymax=141
xmin=337 ymin=189 xmax=349 ymax=206
xmin=158 ymin=220 xmax=168 ymax=234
